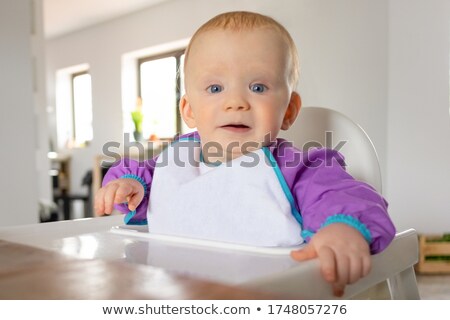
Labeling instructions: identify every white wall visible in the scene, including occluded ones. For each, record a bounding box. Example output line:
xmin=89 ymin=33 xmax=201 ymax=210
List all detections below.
xmin=387 ymin=0 xmax=450 ymax=233
xmin=34 ymin=0 xmax=53 ymax=214
xmin=45 ymin=0 xmax=450 ymax=234
xmin=0 ymin=0 xmax=44 ymax=226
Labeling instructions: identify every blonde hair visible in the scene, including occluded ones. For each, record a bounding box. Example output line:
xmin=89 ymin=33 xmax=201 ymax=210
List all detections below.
xmin=184 ymin=11 xmax=299 ymax=89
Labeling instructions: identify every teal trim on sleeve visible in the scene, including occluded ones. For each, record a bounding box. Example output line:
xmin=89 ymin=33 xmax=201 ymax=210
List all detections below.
xmin=262 ymin=147 xmax=303 ymax=226
xmin=120 ymin=174 xmax=148 ymax=194
xmin=124 ymin=210 xmax=135 ymax=224
xmin=322 ymin=214 xmax=373 ymax=244
xmin=124 ymin=210 xmax=148 ymax=225
xmin=301 ymin=229 xmax=315 ymax=241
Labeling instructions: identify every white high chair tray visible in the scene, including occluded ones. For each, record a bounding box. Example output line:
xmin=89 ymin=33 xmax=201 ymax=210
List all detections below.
xmin=0 ymin=215 xmax=420 ymax=299
xmin=49 ymin=224 xmax=419 ymax=299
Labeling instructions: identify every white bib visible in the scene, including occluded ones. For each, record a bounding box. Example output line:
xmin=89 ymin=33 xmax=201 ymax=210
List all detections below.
xmin=147 ymin=139 xmax=304 ymax=247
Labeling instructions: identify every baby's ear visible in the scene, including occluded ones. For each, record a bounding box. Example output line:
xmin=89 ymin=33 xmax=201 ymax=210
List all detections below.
xmin=179 ymin=95 xmax=197 ymax=128
xmin=281 ymin=91 xmax=301 ymax=130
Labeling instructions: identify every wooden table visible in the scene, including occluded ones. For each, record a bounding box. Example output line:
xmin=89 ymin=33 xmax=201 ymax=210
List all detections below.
xmin=0 ymin=240 xmax=287 ymax=299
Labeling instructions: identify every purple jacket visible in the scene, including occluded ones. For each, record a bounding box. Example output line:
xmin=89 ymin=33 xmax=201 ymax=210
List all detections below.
xmin=103 ymin=131 xmax=396 ymax=253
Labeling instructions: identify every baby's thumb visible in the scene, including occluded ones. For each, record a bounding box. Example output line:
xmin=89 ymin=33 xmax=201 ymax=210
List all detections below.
xmin=290 ymin=244 xmax=318 ymax=262
xmin=127 ymin=192 xmax=144 ymax=212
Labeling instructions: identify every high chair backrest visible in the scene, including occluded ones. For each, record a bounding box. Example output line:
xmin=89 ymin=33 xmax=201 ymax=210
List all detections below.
xmin=281 ymin=106 xmax=383 ymax=193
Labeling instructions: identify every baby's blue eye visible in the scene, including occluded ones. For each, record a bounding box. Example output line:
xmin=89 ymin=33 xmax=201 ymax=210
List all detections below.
xmin=207 ymin=84 xmax=223 ymax=93
xmin=250 ymin=84 xmax=267 ymax=93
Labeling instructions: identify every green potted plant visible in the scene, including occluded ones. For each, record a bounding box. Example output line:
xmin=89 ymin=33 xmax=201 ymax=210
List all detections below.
xmin=131 ymin=97 xmax=144 ymax=141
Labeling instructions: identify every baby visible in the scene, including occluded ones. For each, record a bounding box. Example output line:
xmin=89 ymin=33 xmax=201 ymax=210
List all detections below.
xmin=95 ymin=11 xmax=396 ymax=297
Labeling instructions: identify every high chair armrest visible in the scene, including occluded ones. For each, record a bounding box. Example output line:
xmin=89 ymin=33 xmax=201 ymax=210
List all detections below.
xmin=245 ymin=229 xmax=420 ymax=299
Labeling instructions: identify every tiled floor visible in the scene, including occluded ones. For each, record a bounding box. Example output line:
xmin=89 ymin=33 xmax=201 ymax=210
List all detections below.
xmin=416 ymin=274 xmax=450 ymax=299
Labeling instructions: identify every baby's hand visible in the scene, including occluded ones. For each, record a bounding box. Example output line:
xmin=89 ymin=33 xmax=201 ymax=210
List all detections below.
xmin=290 ymin=223 xmax=371 ymax=297
xmin=94 ymin=178 xmax=144 ymax=215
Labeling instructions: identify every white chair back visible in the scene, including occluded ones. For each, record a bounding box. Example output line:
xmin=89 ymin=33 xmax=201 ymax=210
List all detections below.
xmin=281 ymin=106 xmax=383 ymax=193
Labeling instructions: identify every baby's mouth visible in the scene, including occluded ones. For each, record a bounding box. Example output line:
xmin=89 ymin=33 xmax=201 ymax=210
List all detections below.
xmin=220 ymin=124 xmax=251 ymax=132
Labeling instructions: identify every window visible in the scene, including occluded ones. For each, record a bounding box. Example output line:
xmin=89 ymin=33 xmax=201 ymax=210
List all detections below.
xmin=137 ymin=50 xmax=193 ymax=140
xmin=55 ymin=64 xmax=93 ymax=149
xmin=72 ymin=72 xmax=93 ymax=145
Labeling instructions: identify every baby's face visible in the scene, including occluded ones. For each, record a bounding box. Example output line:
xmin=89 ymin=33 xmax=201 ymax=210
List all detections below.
xmin=181 ymin=28 xmax=298 ymax=162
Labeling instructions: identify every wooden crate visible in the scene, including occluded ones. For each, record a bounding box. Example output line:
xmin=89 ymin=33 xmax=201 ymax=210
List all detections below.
xmin=415 ymin=234 xmax=450 ymax=274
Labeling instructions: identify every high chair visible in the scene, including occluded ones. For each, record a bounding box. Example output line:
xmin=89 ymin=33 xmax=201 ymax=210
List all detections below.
xmin=0 ymin=107 xmax=419 ymax=299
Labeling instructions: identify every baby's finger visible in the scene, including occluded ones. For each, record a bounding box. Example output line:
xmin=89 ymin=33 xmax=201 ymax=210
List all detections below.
xmin=94 ymin=187 xmax=106 ymax=215
xmin=103 ymin=183 xmax=120 ymax=214
xmin=290 ymin=244 xmax=317 ymax=261
xmin=114 ymin=184 xmax=133 ymax=204
xmin=127 ymin=191 xmax=144 ymax=211
xmin=332 ymin=283 xmax=346 ymax=298
xmin=348 ymin=255 xmax=363 ymax=284
xmin=332 ymin=254 xmax=349 ymax=297
xmin=317 ymin=246 xmax=337 ymax=283
xmin=335 ymin=254 xmax=350 ymax=286
xmin=362 ymin=254 xmax=372 ymax=277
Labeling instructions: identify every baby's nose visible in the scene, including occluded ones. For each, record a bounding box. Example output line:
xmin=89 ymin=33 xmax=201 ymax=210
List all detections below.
xmin=225 ymin=96 xmax=250 ymax=111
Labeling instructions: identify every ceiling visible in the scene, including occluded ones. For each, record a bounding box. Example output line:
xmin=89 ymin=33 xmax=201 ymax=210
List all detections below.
xmin=43 ymin=0 xmax=171 ymax=39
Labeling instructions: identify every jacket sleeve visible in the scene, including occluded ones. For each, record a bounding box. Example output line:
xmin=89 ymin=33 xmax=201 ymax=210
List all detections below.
xmin=288 ymin=147 xmax=396 ymax=254
xmin=102 ymin=157 xmax=156 ymax=225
